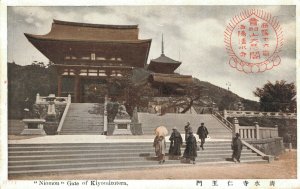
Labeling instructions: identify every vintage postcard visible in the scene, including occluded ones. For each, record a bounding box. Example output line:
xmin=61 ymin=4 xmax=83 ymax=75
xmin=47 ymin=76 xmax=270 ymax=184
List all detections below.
xmin=0 ymin=0 xmax=299 ymax=188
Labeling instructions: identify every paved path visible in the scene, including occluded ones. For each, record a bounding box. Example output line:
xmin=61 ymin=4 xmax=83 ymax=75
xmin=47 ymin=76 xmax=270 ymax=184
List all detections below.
xmin=8 ymin=135 xmax=230 ymax=144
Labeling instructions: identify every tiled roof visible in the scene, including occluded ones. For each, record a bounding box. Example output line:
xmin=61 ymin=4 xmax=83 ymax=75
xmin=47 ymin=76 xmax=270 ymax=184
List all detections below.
xmin=24 ymin=19 xmax=146 ymax=42
xmin=151 ymin=54 xmax=181 ymax=65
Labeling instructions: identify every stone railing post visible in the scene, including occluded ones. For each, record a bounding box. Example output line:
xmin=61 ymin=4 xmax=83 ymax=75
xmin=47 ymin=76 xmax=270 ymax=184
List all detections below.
xmin=224 ymin=109 xmax=228 ymax=119
xmin=104 ymin=95 xmax=108 ymax=134
xmin=274 ymin=125 xmax=278 ymax=138
xmin=67 ymin=94 xmax=71 ymax=103
xmin=233 ymin=117 xmax=239 ymax=137
xmin=36 ymin=93 xmax=40 ymax=104
xmin=255 ymin=122 xmax=260 ymax=139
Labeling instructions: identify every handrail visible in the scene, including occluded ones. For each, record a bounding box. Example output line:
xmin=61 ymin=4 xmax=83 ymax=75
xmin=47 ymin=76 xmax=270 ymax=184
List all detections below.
xmin=224 ymin=110 xmax=296 ymax=119
xmin=242 ymin=140 xmax=267 ymax=157
xmin=212 ymin=111 xmax=234 ymax=131
xmin=57 ymin=95 xmax=71 ymax=134
xmin=242 ymin=140 xmax=273 ymax=162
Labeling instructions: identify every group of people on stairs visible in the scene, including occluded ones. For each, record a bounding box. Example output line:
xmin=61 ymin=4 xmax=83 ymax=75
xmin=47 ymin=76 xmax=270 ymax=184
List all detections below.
xmin=153 ymin=122 xmax=243 ymax=164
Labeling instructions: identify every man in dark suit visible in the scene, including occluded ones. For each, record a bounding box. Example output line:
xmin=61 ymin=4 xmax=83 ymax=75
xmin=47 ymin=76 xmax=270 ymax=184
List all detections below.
xmin=197 ymin=122 xmax=209 ymax=150
xmin=232 ymin=133 xmax=243 ymax=163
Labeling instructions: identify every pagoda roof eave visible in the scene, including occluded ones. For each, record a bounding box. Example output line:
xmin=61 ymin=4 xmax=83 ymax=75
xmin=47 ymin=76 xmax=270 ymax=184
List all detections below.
xmin=24 ymin=33 xmax=152 ymax=44
xmin=150 ymin=60 xmax=182 ymax=65
xmin=150 ymin=54 xmax=182 ymax=65
xmin=150 ymin=73 xmax=193 ymax=84
xmin=147 ymin=61 xmax=181 ymax=73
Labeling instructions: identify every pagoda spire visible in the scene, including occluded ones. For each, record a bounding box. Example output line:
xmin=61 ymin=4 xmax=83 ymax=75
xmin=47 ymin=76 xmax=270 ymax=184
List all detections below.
xmin=161 ymin=33 xmax=164 ymax=55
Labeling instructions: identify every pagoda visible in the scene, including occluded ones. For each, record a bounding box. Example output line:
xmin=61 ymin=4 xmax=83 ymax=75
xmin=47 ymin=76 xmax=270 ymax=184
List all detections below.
xmin=147 ymin=35 xmax=181 ymax=74
xmin=147 ymin=35 xmax=192 ymax=96
xmin=25 ymin=20 xmax=151 ymax=103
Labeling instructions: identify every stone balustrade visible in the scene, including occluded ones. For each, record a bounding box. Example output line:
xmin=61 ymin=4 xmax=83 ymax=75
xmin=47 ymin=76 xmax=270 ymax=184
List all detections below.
xmin=233 ymin=118 xmax=278 ymax=140
xmin=224 ymin=110 xmax=296 ymax=119
xmin=212 ymin=111 xmax=234 ymax=130
xmin=36 ymin=93 xmax=70 ymax=104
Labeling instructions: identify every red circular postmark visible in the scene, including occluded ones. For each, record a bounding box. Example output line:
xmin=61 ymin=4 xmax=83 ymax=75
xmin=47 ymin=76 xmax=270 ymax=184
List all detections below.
xmin=224 ymin=9 xmax=283 ymax=73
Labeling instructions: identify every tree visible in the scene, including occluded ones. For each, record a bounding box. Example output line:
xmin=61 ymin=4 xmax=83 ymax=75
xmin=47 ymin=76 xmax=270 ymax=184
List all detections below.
xmin=173 ymin=84 xmax=207 ymax=113
xmin=218 ymin=94 xmax=236 ymax=111
xmin=253 ymin=80 xmax=296 ymax=112
xmin=149 ymin=84 xmax=208 ymax=114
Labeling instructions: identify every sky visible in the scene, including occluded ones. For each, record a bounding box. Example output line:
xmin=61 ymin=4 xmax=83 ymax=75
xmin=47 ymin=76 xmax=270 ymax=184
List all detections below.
xmin=7 ymin=5 xmax=296 ymax=101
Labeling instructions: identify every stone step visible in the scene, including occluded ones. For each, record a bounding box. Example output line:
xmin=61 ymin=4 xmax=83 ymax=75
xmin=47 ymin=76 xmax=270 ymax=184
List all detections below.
xmin=61 ymin=103 xmax=105 ymax=135
xmin=60 ymin=130 xmax=103 ymax=133
xmin=62 ymin=125 xmax=104 ymax=128
xmin=9 ymin=157 xmax=144 ymax=166
xmin=8 ymin=144 xmax=253 ymax=151
xmin=59 ymin=132 xmax=103 ymax=135
xmin=61 ymin=128 xmax=104 ymax=131
xmin=9 ymin=152 xmax=258 ymax=163
xmin=8 ymin=148 xmax=252 ymax=158
xmin=8 ymin=156 xmax=267 ymax=175
xmin=8 ymin=139 xmax=267 ymax=176
xmin=8 ymin=160 xmax=160 ymax=171
xmin=9 ymin=153 xmax=258 ymax=164
xmin=63 ymin=120 xmax=103 ymax=122
xmin=8 ymin=145 xmax=237 ymax=151
xmin=60 ymin=131 xmax=103 ymax=134
xmin=9 ymin=154 xmax=262 ymax=167
xmin=8 ymin=154 xmax=264 ymax=172
xmin=8 ymin=159 xmax=267 ymax=175
xmin=64 ymin=118 xmax=104 ymax=120
xmin=138 ymin=113 xmax=231 ymax=135
xmin=8 ymin=141 xmax=233 ymax=147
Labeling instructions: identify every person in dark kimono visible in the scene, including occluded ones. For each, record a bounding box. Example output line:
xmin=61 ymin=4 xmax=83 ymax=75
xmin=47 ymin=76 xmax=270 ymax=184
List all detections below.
xmin=153 ymin=135 xmax=166 ymax=164
xmin=169 ymin=127 xmax=183 ymax=159
xmin=232 ymin=133 xmax=243 ymax=163
xmin=183 ymin=130 xmax=197 ymax=164
xmin=197 ymin=122 xmax=209 ymax=150
xmin=184 ymin=122 xmax=191 ymax=141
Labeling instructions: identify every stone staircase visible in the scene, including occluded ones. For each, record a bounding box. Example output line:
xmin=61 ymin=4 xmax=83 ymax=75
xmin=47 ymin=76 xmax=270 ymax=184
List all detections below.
xmin=60 ymin=103 xmax=104 ymax=135
xmin=138 ymin=113 xmax=232 ymax=139
xmin=8 ymin=141 xmax=267 ymax=175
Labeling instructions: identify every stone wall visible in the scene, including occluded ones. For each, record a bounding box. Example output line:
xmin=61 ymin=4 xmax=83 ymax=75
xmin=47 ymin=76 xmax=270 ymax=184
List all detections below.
xmin=246 ymin=137 xmax=285 ymax=156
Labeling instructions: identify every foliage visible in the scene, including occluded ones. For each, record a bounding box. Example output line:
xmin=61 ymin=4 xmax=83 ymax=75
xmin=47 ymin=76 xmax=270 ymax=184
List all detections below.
xmin=253 ymin=80 xmax=296 ymax=112
xmin=106 ymin=102 xmax=119 ymax=123
xmin=193 ymin=78 xmax=259 ymax=111
xmin=122 ymin=71 xmax=260 ymax=115
xmin=218 ymin=94 xmax=237 ymax=111
xmin=8 ymin=62 xmax=57 ymax=119
xmin=8 ymin=62 xmax=260 ymax=119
